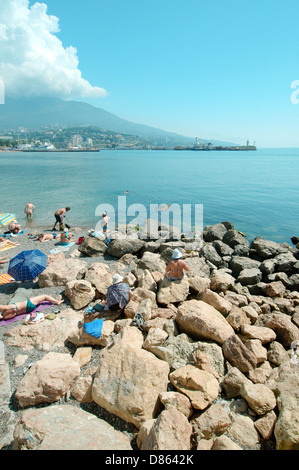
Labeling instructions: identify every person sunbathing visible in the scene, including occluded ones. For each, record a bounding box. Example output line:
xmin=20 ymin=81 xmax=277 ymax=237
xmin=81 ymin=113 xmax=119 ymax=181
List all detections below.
xmin=0 ymin=255 xmax=9 ymax=265
xmin=0 ymin=238 xmax=19 ymax=249
xmin=37 ymin=233 xmax=61 ymax=242
xmin=0 ymin=295 xmax=64 ymax=321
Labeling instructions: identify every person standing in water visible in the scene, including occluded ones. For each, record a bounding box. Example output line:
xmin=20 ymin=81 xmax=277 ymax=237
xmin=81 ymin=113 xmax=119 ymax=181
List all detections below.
xmin=100 ymin=211 xmax=110 ymax=240
xmin=24 ymin=202 xmax=35 ymax=218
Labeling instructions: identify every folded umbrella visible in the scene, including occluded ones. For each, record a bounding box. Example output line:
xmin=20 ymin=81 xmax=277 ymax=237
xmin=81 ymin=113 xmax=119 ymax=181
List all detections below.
xmin=0 ymin=213 xmax=16 ymax=227
xmin=8 ymin=250 xmax=47 ymax=281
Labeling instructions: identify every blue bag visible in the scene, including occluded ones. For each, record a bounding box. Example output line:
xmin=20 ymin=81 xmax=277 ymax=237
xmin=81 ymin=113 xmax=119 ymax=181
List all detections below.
xmin=83 ymin=318 xmax=104 ymax=338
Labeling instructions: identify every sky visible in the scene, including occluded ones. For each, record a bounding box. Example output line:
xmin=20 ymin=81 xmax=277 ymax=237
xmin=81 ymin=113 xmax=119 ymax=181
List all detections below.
xmin=1 ymin=0 xmax=299 ymax=146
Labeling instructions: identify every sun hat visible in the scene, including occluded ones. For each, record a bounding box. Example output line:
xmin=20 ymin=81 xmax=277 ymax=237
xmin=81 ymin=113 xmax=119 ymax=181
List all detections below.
xmin=172 ymin=248 xmax=182 ymax=259
xmin=112 ymin=273 xmax=123 ymax=284
xmin=102 ymin=211 xmax=107 ymax=216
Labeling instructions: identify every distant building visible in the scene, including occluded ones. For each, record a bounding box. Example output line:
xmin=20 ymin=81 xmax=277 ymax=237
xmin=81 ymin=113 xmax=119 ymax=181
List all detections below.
xmin=71 ymin=134 xmax=83 ymax=148
xmin=86 ymin=137 xmax=93 ymax=148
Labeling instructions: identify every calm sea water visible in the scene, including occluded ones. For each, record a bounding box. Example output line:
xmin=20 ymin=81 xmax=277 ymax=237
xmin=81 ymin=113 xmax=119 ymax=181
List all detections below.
xmin=0 ymin=148 xmax=298 ymax=244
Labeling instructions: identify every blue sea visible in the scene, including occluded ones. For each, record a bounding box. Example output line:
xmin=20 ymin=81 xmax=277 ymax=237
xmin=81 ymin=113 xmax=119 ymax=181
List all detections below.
xmin=0 ymin=148 xmax=298 ymax=244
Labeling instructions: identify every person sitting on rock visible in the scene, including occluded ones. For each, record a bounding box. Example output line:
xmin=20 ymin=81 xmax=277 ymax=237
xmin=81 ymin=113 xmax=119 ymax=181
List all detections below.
xmin=165 ymin=249 xmax=189 ymax=281
xmin=0 ymin=295 xmax=64 ymax=321
xmin=104 ymin=274 xmax=133 ymax=312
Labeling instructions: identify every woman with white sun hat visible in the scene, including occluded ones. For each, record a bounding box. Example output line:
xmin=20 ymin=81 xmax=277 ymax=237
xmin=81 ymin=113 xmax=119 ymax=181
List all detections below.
xmin=165 ymin=248 xmax=189 ymax=281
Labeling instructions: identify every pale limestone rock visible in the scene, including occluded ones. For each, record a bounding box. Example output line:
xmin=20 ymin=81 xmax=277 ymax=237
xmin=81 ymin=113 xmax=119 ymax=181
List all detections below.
xmin=65 ymin=279 xmax=95 ymax=310
xmin=5 ymin=309 xmax=82 ymax=351
xmin=210 ymin=272 xmax=235 ymax=292
xmin=67 ymin=320 xmax=114 ymax=348
xmin=85 ymin=262 xmax=112 ymax=295
xmin=13 ymin=405 xmax=132 ymax=450
xmin=137 ymin=419 xmax=155 ymax=449
xmin=137 ymin=269 xmax=156 ymax=291
xmin=159 ymin=391 xmax=192 ymax=418
xmin=240 ymin=382 xmax=277 ymax=415
xmin=244 ymin=339 xmax=268 ymax=364
xmin=138 ymin=251 xmax=166 ymax=273
xmin=169 ymin=365 xmax=219 ymax=410
xmin=191 ymin=403 xmax=231 ymax=440
xmin=221 ymin=367 xmax=251 ymax=399
xmin=176 ymin=300 xmax=234 ymax=345
xmin=211 ymin=435 xmax=242 ymax=450
xmin=143 ymin=327 xmax=168 ymax=350
xmin=38 ymin=259 xmax=87 ymax=287
xmin=71 ymin=375 xmax=94 ymax=403
xmin=92 ymin=327 xmax=169 ymax=428
xmin=264 ymin=281 xmax=286 ymax=297
xmin=228 ymin=413 xmax=260 ymax=449
xmin=157 ymin=277 xmax=189 ymax=305
xmin=15 ymin=352 xmax=80 ymax=408
xmin=72 ymin=347 xmax=92 ymax=368
xmin=222 ymin=334 xmax=257 ymax=373
xmin=240 ymin=324 xmax=276 ymax=344
xmin=226 ymin=305 xmax=251 ymax=331
xmin=141 ymin=408 xmax=192 ymax=450
xmin=200 ymin=289 xmax=232 ymax=316
xmin=272 ymin=362 xmax=299 ymax=450
xmin=188 ymin=275 xmax=210 ymax=295
xmin=265 ymin=313 xmax=299 ymax=348
xmin=254 ymin=410 xmax=277 ymax=440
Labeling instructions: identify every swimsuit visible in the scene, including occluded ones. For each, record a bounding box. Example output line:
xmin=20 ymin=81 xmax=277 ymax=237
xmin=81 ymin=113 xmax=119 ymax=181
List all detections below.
xmin=167 ymin=274 xmax=183 ymax=282
xmin=53 ymin=233 xmax=57 ymax=239
xmin=26 ymin=299 xmax=37 ymax=314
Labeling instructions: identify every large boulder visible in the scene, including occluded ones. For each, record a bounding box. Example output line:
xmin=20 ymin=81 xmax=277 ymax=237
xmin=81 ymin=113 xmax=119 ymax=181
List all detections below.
xmin=92 ymin=326 xmax=170 ymax=428
xmin=222 ymin=229 xmax=249 ymax=249
xmin=157 ymin=277 xmax=189 ymax=305
xmin=15 ymin=352 xmax=80 ymax=408
xmin=169 ymin=365 xmax=219 ymax=411
xmin=38 ymin=259 xmax=87 ymax=287
xmin=202 ymin=223 xmax=228 ymax=242
xmin=13 ymin=405 xmax=132 ymax=450
xmin=78 ymin=235 xmax=107 ymax=257
xmin=85 ymin=262 xmax=113 ymax=295
xmin=138 ymin=251 xmax=166 ymax=273
xmin=230 ymin=256 xmax=261 ymax=277
xmin=264 ymin=313 xmax=299 ymax=348
xmin=272 ymin=362 xmax=299 ymax=450
xmin=199 ymin=244 xmax=223 ymax=267
xmin=107 ymin=238 xmax=145 ymax=258
xmin=176 ymin=300 xmax=234 ymax=345
xmin=64 ymin=280 xmax=95 ymax=310
xmin=5 ymin=309 xmax=82 ymax=351
xmin=67 ymin=320 xmax=115 ymax=347
xmin=141 ymin=408 xmax=192 ymax=450
xmin=250 ymin=237 xmax=289 ymax=259
xmin=222 ymin=335 xmax=258 ymax=373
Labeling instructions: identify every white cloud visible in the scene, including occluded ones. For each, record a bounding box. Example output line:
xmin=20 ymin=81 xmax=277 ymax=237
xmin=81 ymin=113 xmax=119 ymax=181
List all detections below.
xmin=0 ymin=0 xmax=107 ymax=98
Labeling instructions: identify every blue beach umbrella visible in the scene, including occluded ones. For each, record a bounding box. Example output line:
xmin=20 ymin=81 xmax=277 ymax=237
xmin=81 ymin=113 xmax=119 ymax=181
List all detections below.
xmin=8 ymin=250 xmax=47 ymax=281
xmin=0 ymin=213 xmax=16 ymax=227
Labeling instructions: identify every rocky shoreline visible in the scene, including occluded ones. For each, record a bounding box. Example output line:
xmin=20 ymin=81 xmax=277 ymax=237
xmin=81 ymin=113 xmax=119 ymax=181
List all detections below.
xmin=0 ymin=221 xmax=299 ymax=451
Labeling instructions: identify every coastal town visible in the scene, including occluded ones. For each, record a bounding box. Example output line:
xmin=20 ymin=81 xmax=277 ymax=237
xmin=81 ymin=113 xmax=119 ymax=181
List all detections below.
xmin=0 ymin=127 xmax=257 ymax=152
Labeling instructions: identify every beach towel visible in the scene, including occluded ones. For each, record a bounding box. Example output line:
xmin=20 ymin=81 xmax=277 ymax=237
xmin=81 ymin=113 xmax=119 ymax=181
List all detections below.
xmin=0 ymin=242 xmax=17 ymax=252
xmin=0 ymin=301 xmax=53 ymax=326
xmin=49 ymin=242 xmax=75 ymax=254
xmin=0 ymin=273 xmax=15 ymax=285
xmin=83 ymin=318 xmax=104 ymax=338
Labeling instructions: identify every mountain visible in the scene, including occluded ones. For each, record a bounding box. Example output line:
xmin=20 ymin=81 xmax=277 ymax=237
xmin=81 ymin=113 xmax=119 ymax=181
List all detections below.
xmin=0 ymin=96 xmax=236 ymax=146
